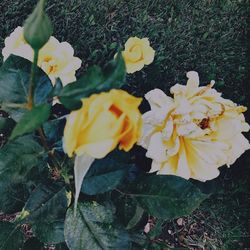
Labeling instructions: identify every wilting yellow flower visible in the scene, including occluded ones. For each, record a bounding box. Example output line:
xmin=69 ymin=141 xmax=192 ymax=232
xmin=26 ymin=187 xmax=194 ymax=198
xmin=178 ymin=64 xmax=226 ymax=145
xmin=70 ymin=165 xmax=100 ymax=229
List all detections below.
xmin=64 ymin=89 xmax=142 ymax=158
xmin=120 ymin=37 xmax=155 ymax=74
xmin=138 ymin=71 xmax=250 ymax=181
xmin=2 ymin=26 xmax=81 ymax=86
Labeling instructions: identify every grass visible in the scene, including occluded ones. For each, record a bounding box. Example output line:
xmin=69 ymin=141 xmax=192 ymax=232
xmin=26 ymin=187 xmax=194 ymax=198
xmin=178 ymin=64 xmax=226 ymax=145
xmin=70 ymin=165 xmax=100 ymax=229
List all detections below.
xmin=0 ymin=0 xmax=249 ymax=249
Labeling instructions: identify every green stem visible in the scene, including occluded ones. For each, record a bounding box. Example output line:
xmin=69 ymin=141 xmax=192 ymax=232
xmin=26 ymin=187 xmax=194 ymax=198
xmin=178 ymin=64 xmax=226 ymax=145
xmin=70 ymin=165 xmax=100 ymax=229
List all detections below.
xmin=27 ymin=49 xmax=39 ymax=109
xmin=1 ymin=103 xmax=27 ymax=109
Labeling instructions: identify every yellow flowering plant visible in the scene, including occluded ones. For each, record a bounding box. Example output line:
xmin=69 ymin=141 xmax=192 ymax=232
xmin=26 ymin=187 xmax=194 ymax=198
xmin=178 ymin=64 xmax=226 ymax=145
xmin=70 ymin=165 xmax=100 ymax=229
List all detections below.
xmin=0 ymin=0 xmax=248 ymax=249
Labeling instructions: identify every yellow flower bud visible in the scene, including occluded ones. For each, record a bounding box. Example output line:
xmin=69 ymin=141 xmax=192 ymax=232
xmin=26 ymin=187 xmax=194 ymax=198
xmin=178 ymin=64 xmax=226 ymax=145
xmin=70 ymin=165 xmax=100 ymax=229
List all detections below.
xmin=63 ymin=89 xmax=142 ymax=158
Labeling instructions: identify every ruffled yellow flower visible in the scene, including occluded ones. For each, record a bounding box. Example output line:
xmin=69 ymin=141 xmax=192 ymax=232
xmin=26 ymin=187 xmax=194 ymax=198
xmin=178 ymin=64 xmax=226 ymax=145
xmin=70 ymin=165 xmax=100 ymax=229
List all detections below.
xmin=63 ymin=89 xmax=142 ymax=158
xmin=138 ymin=71 xmax=250 ymax=181
xmin=2 ymin=26 xmax=81 ymax=86
xmin=120 ymin=37 xmax=155 ymax=74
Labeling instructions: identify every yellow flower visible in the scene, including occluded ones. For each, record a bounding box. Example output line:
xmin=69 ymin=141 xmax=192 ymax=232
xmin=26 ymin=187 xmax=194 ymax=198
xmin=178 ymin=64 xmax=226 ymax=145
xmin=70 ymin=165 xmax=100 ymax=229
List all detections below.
xmin=120 ymin=37 xmax=155 ymax=74
xmin=138 ymin=71 xmax=250 ymax=181
xmin=63 ymin=89 xmax=142 ymax=159
xmin=2 ymin=26 xmax=81 ymax=86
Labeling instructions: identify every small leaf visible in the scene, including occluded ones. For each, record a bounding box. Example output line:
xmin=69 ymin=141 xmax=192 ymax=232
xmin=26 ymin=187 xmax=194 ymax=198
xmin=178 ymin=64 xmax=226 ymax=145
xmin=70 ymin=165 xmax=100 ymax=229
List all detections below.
xmin=126 ymin=205 xmax=144 ymax=230
xmin=49 ymin=78 xmax=63 ymax=97
xmin=128 ymin=175 xmax=207 ymax=219
xmin=23 ymin=0 xmax=53 ymax=50
xmin=10 ymin=104 xmax=51 ymax=140
xmin=64 ymin=202 xmax=130 ymax=250
xmin=0 ymin=222 xmax=24 ymax=250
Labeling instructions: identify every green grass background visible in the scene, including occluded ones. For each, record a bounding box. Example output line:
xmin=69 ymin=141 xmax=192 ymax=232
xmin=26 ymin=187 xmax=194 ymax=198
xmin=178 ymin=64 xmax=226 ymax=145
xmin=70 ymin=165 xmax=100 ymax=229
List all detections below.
xmin=0 ymin=0 xmax=249 ymax=248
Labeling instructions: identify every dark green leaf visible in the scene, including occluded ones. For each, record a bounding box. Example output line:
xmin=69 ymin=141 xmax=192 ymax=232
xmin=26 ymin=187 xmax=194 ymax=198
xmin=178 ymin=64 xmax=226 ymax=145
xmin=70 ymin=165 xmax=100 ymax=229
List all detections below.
xmin=128 ymin=175 xmax=207 ymax=219
xmin=0 ymin=55 xmax=53 ymax=120
xmin=23 ymin=182 xmax=68 ymax=244
xmin=59 ymin=53 xmax=125 ymax=110
xmin=10 ymin=104 xmax=51 ymax=140
xmin=126 ymin=205 xmax=144 ymax=230
xmin=0 ymin=117 xmax=16 ymax=136
xmin=22 ymin=238 xmax=43 ymax=250
xmin=55 ymin=243 xmax=69 ymax=250
xmin=112 ymin=194 xmax=144 ymax=229
xmin=32 ymin=219 xmax=65 ymax=244
xmin=49 ymin=78 xmax=63 ymax=98
xmin=81 ymin=153 xmax=132 ymax=195
xmin=0 ymin=221 xmax=24 ymax=250
xmin=0 ymin=135 xmax=44 ymax=185
xmin=0 ymin=182 xmax=29 ymax=214
xmin=64 ymin=202 xmax=130 ymax=250
xmin=43 ymin=118 xmax=66 ymax=149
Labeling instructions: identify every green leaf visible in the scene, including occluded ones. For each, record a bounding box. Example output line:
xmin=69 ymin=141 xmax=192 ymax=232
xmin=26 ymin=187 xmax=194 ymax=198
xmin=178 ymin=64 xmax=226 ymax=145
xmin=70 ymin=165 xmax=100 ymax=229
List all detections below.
xmin=81 ymin=152 xmax=132 ymax=195
xmin=22 ymin=238 xmax=43 ymax=250
xmin=49 ymin=78 xmax=63 ymax=98
xmin=59 ymin=52 xmax=125 ymax=109
xmin=0 ymin=182 xmax=29 ymax=214
xmin=55 ymin=243 xmax=69 ymax=250
xmin=0 ymin=221 xmax=24 ymax=250
xmin=112 ymin=193 xmax=143 ymax=229
xmin=64 ymin=202 xmax=130 ymax=250
xmin=23 ymin=182 xmax=68 ymax=244
xmin=10 ymin=104 xmax=51 ymax=140
xmin=128 ymin=175 xmax=207 ymax=219
xmin=43 ymin=117 xmax=66 ymax=149
xmin=126 ymin=205 xmax=144 ymax=230
xmin=32 ymin=220 xmax=65 ymax=244
xmin=23 ymin=0 xmax=53 ymax=50
xmin=0 ymin=135 xmax=44 ymax=185
xmin=0 ymin=55 xmax=53 ymax=120
xmin=0 ymin=117 xmax=16 ymax=136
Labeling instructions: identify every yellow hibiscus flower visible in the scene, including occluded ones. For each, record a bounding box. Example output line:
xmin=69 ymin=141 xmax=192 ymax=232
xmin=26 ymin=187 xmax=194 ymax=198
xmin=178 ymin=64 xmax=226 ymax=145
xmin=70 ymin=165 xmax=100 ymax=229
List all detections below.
xmin=119 ymin=37 xmax=155 ymax=74
xmin=2 ymin=26 xmax=81 ymax=86
xmin=138 ymin=71 xmax=250 ymax=181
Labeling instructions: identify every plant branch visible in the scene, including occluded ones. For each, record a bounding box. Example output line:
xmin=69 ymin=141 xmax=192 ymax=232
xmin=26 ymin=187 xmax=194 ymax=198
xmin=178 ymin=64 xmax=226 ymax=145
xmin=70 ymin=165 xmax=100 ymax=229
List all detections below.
xmin=27 ymin=49 xmax=39 ymax=109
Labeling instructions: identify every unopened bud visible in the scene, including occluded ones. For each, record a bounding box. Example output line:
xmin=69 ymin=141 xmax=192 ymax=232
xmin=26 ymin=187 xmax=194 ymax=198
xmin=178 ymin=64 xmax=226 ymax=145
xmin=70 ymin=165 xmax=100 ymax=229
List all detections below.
xmin=23 ymin=0 xmax=53 ymax=50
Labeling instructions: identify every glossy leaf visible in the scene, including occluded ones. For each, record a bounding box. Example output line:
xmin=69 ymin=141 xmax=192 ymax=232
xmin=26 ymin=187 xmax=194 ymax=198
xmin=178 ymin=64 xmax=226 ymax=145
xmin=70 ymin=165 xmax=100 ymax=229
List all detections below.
xmin=128 ymin=175 xmax=207 ymax=219
xmin=0 ymin=182 xmax=29 ymax=214
xmin=0 ymin=135 xmax=44 ymax=185
xmin=64 ymin=202 xmax=130 ymax=250
xmin=81 ymin=153 xmax=132 ymax=195
xmin=10 ymin=104 xmax=51 ymax=140
xmin=0 ymin=222 xmax=24 ymax=250
xmin=23 ymin=182 xmax=68 ymax=244
xmin=0 ymin=55 xmax=53 ymax=120
xmin=32 ymin=219 xmax=65 ymax=244
xmin=43 ymin=117 xmax=66 ymax=149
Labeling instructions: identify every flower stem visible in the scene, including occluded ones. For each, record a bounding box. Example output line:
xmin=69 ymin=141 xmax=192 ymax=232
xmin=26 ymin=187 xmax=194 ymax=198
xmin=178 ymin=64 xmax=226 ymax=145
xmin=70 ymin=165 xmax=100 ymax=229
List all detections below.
xmin=27 ymin=49 xmax=39 ymax=109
